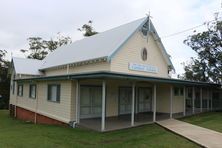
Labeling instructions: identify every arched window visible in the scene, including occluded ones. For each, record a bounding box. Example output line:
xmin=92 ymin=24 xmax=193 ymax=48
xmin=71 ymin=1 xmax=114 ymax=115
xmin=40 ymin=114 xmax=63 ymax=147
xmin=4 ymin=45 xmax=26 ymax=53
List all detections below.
xmin=141 ymin=48 xmax=147 ymax=61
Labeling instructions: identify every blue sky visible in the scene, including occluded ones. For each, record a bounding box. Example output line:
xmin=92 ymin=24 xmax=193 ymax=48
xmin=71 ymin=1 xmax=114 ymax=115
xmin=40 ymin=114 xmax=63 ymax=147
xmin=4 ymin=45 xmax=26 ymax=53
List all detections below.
xmin=0 ymin=0 xmax=221 ymax=76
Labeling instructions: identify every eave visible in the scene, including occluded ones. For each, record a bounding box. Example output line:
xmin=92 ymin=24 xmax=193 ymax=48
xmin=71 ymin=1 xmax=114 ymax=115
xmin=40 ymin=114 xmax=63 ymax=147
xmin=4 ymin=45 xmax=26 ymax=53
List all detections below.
xmin=39 ymin=57 xmax=108 ymax=71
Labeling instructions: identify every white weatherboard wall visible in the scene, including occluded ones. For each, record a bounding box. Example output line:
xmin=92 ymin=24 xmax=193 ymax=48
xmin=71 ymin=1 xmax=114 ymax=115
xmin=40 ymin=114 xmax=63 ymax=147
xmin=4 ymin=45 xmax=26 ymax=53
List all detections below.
xmin=111 ymin=31 xmax=169 ymax=78
xmin=156 ymin=84 xmax=171 ymax=113
xmin=45 ymin=61 xmax=110 ymax=76
xmin=8 ymin=88 xmax=15 ymax=105
xmin=156 ymin=84 xmax=184 ymax=114
xmin=37 ymin=80 xmax=73 ymax=123
xmin=17 ymin=83 xmax=36 ymax=112
xmin=173 ymin=95 xmax=184 ymax=113
xmin=9 ymin=87 xmax=16 ymax=105
xmin=10 ymin=80 xmax=74 ymax=123
xmin=9 ymin=71 xmax=16 ymax=105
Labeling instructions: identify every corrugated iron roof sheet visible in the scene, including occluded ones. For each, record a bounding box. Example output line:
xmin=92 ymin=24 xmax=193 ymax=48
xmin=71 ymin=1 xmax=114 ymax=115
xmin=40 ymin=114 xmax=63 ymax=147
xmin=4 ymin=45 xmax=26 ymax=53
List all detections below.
xmin=40 ymin=17 xmax=147 ymax=69
xmin=12 ymin=57 xmax=42 ymax=75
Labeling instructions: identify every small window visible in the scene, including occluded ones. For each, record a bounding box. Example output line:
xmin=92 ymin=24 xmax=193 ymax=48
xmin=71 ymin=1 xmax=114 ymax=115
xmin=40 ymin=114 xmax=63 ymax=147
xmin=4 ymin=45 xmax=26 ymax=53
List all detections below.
xmin=48 ymin=84 xmax=60 ymax=102
xmin=29 ymin=84 xmax=36 ymax=99
xmin=17 ymin=84 xmax=23 ymax=97
xmin=174 ymin=87 xmax=180 ymax=96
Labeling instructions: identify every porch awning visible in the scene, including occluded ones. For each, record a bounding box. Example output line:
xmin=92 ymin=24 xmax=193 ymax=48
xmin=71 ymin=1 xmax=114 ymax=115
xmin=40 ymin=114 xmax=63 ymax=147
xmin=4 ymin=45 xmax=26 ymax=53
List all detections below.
xmin=15 ymin=71 xmax=220 ymax=87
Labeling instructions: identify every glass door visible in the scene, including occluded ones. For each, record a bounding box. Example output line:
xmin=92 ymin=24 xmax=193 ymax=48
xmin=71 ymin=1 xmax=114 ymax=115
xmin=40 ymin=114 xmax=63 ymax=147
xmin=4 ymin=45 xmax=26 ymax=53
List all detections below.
xmin=137 ymin=87 xmax=152 ymax=112
xmin=80 ymin=86 xmax=102 ymax=119
xmin=119 ymin=87 xmax=132 ymax=115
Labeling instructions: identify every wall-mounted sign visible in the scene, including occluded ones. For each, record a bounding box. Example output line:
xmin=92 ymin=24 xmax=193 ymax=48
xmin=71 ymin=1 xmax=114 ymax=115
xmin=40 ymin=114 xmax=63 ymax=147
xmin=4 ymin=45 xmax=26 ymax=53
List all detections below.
xmin=129 ymin=63 xmax=158 ymax=73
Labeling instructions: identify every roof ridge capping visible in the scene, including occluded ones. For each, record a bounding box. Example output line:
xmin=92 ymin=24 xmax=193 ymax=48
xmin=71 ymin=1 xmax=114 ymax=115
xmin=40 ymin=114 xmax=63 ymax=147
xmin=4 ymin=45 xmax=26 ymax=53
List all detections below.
xmin=12 ymin=56 xmax=42 ymax=61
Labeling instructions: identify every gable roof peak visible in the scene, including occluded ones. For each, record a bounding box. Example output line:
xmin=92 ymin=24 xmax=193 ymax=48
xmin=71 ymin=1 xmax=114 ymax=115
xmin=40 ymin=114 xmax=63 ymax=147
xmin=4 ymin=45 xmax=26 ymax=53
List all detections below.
xmin=12 ymin=17 xmax=175 ymax=74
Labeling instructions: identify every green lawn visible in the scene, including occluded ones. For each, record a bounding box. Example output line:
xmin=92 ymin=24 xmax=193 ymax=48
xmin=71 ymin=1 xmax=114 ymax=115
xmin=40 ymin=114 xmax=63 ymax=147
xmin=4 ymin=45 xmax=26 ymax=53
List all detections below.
xmin=181 ymin=111 xmax=222 ymax=133
xmin=0 ymin=110 xmax=199 ymax=148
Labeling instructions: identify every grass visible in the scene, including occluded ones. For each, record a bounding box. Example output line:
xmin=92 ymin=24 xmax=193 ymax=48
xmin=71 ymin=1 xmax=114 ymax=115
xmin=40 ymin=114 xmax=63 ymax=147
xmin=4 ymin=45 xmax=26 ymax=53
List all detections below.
xmin=0 ymin=110 xmax=199 ymax=148
xmin=181 ymin=111 xmax=222 ymax=133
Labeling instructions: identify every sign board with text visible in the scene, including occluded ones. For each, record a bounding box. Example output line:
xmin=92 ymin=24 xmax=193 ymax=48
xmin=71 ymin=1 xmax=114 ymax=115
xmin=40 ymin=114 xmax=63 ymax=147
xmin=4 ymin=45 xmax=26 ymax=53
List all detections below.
xmin=128 ymin=63 xmax=158 ymax=73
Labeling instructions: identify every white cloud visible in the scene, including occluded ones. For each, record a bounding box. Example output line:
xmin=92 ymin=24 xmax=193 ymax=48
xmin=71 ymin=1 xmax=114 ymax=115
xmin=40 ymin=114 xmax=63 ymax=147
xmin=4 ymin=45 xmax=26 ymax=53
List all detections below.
xmin=0 ymin=0 xmax=220 ymax=75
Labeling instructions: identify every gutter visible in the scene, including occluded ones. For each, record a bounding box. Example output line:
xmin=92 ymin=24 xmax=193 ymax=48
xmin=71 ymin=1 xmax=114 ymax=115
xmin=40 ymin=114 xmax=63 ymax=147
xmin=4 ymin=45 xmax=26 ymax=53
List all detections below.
xmin=39 ymin=56 xmax=108 ymax=71
xmin=14 ymin=71 xmax=220 ymax=87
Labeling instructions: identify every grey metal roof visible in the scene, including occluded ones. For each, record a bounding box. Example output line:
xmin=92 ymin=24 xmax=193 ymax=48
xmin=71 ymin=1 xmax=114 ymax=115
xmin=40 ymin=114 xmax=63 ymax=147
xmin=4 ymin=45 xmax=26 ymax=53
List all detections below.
xmin=13 ymin=17 xmax=174 ymax=74
xmin=41 ymin=17 xmax=148 ymax=69
xmin=12 ymin=57 xmax=42 ymax=75
xmin=40 ymin=17 xmax=174 ymax=70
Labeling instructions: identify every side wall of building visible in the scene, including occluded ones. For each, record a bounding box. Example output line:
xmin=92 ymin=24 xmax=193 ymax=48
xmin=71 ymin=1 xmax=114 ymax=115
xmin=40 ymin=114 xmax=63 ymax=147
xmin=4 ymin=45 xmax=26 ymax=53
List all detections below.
xmin=37 ymin=80 xmax=73 ymax=123
xmin=9 ymin=70 xmax=17 ymax=106
xmin=10 ymin=79 xmax=74 ymax=124
xmin=10 ymin=78 xmax=187 ymax=125
xmin=17 ymin=83 xmax=36 ymax=112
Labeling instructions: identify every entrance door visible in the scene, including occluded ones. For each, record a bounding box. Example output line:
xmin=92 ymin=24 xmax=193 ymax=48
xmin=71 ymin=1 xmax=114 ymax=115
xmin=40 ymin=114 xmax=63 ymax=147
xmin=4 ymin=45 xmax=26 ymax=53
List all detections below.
xmin=119 ymin=87 xmax=132 ymax=115
xmin=80 ymin=86 xmax=102 ymax=119
xmin=137 ymin=87 xmax=152 ymax=112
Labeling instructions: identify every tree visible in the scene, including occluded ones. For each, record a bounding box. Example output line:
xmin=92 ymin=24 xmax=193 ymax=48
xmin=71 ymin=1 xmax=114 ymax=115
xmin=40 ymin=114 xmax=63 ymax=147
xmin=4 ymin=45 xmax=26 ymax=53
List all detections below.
xmin=183 ymin=18 xmax=222 ymax=84
xmin=78 ymin=20 xmax=98 ymax=37
xmin=21 ymin=33 xmax=72 ymax=60
xmin=0 ymin=49 xmax=10 ymax=76
xmin=0 ymin=49 xmax=10 ymax=109
xmin=21 ymin=37 xmax=48 ymax=60
xmin=45 ymin=33 xmax=72 ymax=52
xmin=0 ymin=50 xmax=7 ymax=67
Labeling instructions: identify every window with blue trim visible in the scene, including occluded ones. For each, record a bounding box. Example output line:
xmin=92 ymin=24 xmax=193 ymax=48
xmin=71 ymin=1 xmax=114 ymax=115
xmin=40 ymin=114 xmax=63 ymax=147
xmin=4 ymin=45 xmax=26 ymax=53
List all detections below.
xmin=17 ymin=84 xmax=23 ymax=97
xmin=29 ymin=84 xmax=36 ymax=99
xmin=48 ymin=84 xmax=60 ymax=102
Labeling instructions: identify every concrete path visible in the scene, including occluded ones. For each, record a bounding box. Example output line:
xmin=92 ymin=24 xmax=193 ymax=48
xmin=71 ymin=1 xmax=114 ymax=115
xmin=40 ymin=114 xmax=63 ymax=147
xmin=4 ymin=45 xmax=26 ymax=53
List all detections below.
xmin=157 ymin=119 xmax=222 ymax=148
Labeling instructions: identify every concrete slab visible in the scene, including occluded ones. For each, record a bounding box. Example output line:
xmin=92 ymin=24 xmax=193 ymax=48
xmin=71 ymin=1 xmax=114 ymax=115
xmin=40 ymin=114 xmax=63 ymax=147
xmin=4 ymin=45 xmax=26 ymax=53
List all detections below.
xmin=157 ymin=119 xmax=222 ymax=148
xmin=79 ymin=112 xmax=170 ymax=131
